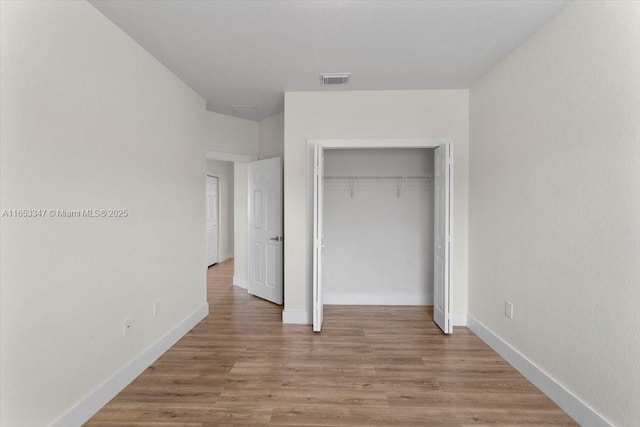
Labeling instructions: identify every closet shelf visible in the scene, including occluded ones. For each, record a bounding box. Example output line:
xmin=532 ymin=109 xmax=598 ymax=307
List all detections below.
xmin=324 ymin=175 xmax=433 ymax=180
xmin=324 ymin=175 xmax=433 ymax=198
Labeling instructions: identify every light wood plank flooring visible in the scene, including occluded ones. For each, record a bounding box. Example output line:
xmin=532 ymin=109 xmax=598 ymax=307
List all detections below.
xmin=86 ymin=259 xmax=575 ymax=426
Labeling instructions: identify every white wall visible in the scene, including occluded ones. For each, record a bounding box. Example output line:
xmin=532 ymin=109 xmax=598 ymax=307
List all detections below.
xmin=206 ymin=159 xmax=234 ymax=261
xmin=283 ymin=90 xmax=469 ymax=322
xmin=258 ymin=113 xmax=284 ymax=159
xmin=203 ymin=110 xmax=259 ymax=158
xmin=469 ymin=2 xmax=640 ymax=425
xmin=0 ymin=1 xmax=208 ymax=426
xmin=323 ymin=148 xmax=434 ymax=305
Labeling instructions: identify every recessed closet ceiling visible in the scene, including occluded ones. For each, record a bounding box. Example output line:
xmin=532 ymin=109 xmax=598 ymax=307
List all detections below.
xmin=90 ymin=0 xmax=567 ymax=121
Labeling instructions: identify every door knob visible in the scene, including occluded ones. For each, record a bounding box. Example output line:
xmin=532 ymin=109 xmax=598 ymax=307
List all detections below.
xmin=269 ymin=236 xmax=284 ymax=242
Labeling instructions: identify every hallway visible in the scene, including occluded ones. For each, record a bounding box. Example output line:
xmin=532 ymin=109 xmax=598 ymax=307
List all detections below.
xmin=86 ymin=259 xmax=574 ymax=426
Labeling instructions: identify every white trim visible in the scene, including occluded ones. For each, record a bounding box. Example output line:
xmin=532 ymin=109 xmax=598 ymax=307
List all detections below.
xmin=324 ymin=293 xmax=433 ymax=306
xmin=282 ymin=309 xmax=311 ymax=325
xmin=206 ymin=174 xmax=220 ymax=266
xmin=245 ymin=162 xmax=251 ymax=295
xmin=207 ymin=150 xmax=257 ymax=163
xmin=467 ymin=315 xmax=612 ymax=427
xmin=51 ymin=303 xmax=209 ymax=427
xmin=205 ymin=171 xmax=233 ymax=266
xmin=309 ymin=138 xmax=452 ymax=149
xmin=233 ymin=275 xmax=247 ymax=289
xmin=449 ymin=312 xmax=467 ymax=326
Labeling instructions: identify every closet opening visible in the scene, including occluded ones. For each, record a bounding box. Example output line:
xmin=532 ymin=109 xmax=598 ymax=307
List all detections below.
xmin=311 ymin=140 xmax=453 ymax=335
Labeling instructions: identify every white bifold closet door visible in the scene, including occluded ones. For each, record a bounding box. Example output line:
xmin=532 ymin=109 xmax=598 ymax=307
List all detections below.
xmin=312 ymin=142 xmax=452 ymax=334
xmin=433 ymin=143 xmax=453 ymax=334
xmin=313 ymin=144 xmax=324 ymax=332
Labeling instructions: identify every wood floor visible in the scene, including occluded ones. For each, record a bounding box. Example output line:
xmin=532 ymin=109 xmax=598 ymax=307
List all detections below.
xmin=86 ymin=259 xmax=575 ymax=426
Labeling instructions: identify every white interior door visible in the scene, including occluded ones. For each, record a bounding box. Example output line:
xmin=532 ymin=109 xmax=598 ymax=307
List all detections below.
xmin=248 ymin=157 xmax=283 ymax=305
xmin=313 ymin=144 xmax=324 ymax=332
xmin=434 ymin=143 xmax=453 ymax=334
xmin=206 ymin=175 xmax=219 ymax=266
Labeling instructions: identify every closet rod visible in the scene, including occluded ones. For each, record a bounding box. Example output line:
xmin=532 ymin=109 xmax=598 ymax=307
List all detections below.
xmin=324 ymin=175 xmax=433 ymax=180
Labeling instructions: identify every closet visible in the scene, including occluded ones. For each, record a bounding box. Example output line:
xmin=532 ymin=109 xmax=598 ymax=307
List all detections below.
xmin=312 ymin=141 xmax=453 ymax=334
xmin=322 ymin=148 xmax=434 ymax=305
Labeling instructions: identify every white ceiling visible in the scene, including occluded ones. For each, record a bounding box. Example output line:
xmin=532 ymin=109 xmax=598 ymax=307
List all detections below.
xmin=90 ymin=0 xmax=567 ymax=121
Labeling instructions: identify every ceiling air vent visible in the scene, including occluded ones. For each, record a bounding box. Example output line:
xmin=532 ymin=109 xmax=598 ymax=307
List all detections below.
xmin=320 ymin=73 xmax=350 ymax=85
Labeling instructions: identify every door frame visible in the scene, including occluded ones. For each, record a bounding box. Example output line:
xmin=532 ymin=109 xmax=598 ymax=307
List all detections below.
xmin=206 ymin=172 xmax=221 ymax=267
xmin=307 ymin=138 xmax=454 ymax=333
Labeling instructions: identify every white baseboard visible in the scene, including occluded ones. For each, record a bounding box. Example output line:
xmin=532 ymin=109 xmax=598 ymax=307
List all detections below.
xmin=323 ymin=292 xmax=433 ymax=306
xmin=282 ymin=309 xmax=311 ymax=324
xmin=51 ymin=303 xmax=209 ymax=427
xmin=467 ymin=314 xmax=612 ymax=427
xmin=450 ymin=312 xmax=467 ymax=326
xmin=232 ymin=275 xmax=247 ymax=289
xmin=220 ymin=252 xmax=234 ymax=263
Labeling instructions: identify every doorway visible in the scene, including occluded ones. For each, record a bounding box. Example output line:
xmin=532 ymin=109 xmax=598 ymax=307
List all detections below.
xmin=322 ymin=148 xmax=434 ymax=304
xmin=311 ymin=139 xmax=453 ymax=334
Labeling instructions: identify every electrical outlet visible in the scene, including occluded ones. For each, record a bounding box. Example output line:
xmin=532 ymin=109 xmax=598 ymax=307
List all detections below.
xmin=505 ymin=301 xmax=514 ymax=320
xmin=154 ymin=300 xmax=160 ymax=318
xmin=123 ymin=317 xmax=132 ymax=336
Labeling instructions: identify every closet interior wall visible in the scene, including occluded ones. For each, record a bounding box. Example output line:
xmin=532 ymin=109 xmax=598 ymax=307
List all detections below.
xmin=323 ymin=148 xmax=435 ymax=305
